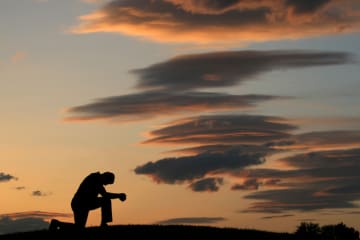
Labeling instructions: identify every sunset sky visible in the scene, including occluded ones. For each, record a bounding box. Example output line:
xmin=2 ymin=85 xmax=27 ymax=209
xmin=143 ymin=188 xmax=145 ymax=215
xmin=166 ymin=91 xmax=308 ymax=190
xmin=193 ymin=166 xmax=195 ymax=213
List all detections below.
xmin=1 ymin=0 xmax=360 ymax=235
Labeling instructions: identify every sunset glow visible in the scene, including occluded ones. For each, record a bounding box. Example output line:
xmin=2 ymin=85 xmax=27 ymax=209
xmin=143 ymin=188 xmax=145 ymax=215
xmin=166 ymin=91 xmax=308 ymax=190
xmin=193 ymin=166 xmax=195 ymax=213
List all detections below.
xmin=1 ymin=0 xmax=360 ymax=235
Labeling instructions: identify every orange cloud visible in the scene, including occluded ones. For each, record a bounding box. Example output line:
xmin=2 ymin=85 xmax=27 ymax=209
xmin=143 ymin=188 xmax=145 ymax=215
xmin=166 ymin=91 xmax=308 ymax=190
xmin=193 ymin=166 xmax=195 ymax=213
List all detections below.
xmin=0 ymin=211 xmax=72 ymax=221
xmin=11 ymin=51 xmax=26 ymax=63
xmin=71 ymin=0 xmax=360 ymax=44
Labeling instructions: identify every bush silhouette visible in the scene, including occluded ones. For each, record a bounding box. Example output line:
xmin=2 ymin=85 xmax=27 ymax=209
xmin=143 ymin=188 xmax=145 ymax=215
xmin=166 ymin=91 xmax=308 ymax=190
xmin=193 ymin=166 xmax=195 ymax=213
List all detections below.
xmin=295 ymin=222 xmax=321 ymax=240
xmin=321 ymin=222 xmax=359 ymax=240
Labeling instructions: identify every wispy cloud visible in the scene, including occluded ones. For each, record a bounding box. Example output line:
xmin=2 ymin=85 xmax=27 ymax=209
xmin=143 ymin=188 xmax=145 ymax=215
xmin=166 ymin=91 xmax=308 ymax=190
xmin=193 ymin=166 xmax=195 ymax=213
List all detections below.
xmin=71 ymin=0 xmax=360 ymax=44
xmin=231 ymin=178 xmax=261 ymax=191
xmin=143 ymin=115 xmax=296 ymax=145
xmin=0 ymin=172 xmax=18 ymax=183
xmin=156 ymin=217 xmax=225 ymax=225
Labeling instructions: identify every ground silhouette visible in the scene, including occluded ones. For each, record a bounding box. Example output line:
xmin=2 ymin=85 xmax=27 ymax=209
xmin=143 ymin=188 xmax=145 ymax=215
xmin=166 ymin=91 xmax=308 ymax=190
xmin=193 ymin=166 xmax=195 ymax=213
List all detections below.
xmin=0 ymin=224 xmax=293 ymax=240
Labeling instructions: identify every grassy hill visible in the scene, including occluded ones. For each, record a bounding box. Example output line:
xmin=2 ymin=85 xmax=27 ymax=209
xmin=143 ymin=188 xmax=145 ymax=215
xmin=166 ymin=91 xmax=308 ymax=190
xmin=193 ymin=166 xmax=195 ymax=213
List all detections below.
xmin=0 ymin=224 xmax=294 ymax=240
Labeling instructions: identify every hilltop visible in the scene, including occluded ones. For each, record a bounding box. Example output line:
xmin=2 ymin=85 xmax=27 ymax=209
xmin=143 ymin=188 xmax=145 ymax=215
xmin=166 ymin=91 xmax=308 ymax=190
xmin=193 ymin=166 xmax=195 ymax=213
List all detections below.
xmin=0 ymin=224 xmax=293 ymax=240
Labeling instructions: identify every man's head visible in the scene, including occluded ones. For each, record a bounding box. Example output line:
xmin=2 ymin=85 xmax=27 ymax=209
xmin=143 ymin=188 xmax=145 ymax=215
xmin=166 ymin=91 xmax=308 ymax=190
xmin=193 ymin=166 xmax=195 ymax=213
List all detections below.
xmin=101 ymin=172 xmax=115 ymax=185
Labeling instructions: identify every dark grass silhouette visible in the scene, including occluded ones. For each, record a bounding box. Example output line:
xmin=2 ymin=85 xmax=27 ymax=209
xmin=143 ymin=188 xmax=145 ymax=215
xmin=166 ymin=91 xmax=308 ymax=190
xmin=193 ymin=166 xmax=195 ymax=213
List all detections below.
xmin=0 ymin=224 xmax=294 ymax=240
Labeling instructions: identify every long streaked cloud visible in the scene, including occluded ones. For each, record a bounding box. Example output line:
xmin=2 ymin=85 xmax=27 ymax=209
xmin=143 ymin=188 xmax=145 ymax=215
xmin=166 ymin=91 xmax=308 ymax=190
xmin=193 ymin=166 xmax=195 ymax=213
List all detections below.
xmin=0 ymin=172 xmax=17 ymax=183
xmin=65 ymin=50 xmax=352 ymax=123
xmin=270 ymin=130 xmax=360 ymax=151
xmin=65 ymin=92 xmax=280 ymax=122
xmin=143 ymin=115 xmax=297 ymax=145
xmin=156 ymin=217 xmax=225 ymax=225
xmin=262 ymin=214 xmax=294 ymax=220
xmin=132 ymin=50 xmax=352 ymax=91
xmin=0 ymin=211 xmax=72 ymax=235
xmin=71 ymin=0 xmax=360 ymax=43
xmin=280 ymin=147 xmax=360 ymax=168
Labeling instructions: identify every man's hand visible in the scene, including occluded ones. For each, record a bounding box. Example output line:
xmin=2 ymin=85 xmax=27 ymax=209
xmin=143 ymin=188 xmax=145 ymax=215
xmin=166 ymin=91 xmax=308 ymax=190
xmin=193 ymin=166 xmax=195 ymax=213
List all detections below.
xmin=118 ymin=193 xmax=126 ymax=202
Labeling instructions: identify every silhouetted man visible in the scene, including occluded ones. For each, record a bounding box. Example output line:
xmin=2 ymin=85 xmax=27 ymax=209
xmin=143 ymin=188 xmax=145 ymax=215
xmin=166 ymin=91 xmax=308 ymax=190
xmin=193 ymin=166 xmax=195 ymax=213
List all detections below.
xmin=71 ymin=171 xmax=126 ymax=228
xmin=49 ymin=171 xmax=126 ymax=231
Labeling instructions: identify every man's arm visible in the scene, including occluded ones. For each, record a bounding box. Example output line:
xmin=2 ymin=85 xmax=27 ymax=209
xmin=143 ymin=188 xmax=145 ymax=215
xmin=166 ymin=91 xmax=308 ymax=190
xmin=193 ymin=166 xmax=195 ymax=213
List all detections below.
xmin=100 ymin=189 xmax=127 ymax=201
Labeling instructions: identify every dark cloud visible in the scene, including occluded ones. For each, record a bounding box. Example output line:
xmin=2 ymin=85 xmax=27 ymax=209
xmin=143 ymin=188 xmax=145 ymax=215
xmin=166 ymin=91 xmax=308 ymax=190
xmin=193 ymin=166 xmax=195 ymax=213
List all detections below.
xmin=189 ymin=178 xmax=224 ymax=192
xmin=144 ymin=115 xmax=296 ymax=145
xmin=72 ymin=0 xmax=360 ymax=43
xmin=0 ymin=216 xmax=48 ymax=235
xmin=231 ymin=178 xmax=261 ymax=191
xmin=285 ymin=0 xmax=331 ymax=14
xmin=156 ymin=217 xmax=225 ymax=225
xmin=65 ymin=92 xmax=279 ymax=122
xmin=133 ymin=50 xmax=352 ymax=91
xmin=0 ymin=172 xmax=17 ymax=182
xmin=239 ymin=148 xmax=360 ymax=213
xmin=0 ymin=211 xmax=71 ymax=235
xmin=134 ymin=147 xmax=266 ymax=184
xmin=32 ymin=190 xmax=50 ymax=197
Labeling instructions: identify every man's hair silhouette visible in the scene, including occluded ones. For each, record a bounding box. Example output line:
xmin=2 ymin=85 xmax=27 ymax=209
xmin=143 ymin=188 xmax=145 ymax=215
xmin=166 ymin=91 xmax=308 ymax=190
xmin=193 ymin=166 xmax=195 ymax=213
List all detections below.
xmin=49 ymin=171 xmax=126 ymax=231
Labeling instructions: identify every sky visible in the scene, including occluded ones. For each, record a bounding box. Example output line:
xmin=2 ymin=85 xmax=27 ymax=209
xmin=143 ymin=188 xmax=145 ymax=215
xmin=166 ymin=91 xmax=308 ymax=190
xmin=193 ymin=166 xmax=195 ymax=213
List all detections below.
xmin=1 ymin=0 xmax=360 ymax=235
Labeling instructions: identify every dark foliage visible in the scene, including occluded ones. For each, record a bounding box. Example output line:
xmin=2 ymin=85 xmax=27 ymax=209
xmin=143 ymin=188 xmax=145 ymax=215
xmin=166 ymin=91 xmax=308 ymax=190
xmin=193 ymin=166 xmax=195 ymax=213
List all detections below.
xmin=294 ymin=222 xmax=360 ymax=240
xmin=321 ymin=222 xmax=360 ymax=240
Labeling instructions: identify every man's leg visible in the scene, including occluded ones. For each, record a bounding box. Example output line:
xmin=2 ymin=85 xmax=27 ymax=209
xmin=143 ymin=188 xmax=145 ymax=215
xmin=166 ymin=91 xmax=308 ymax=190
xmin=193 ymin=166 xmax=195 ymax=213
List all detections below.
xmin=73 ymin=209 xmax=89 ymax=229
xmin=100 ymin=197 xmax=112 ymax=226
xmin=49 ymin=219 xmax=77 ymax=231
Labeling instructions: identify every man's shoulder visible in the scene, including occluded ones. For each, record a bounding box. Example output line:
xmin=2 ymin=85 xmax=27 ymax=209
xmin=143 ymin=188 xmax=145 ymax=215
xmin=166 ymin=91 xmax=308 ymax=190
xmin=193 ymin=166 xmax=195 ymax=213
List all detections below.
xmin=84 ymin=172 xmax=101 ymax=182
xmin=89 ymin=171 xmax=101 ymax=177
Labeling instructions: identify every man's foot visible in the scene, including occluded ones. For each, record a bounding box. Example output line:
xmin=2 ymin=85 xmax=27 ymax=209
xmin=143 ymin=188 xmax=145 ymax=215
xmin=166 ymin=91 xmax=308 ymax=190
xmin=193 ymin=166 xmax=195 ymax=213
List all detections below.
xmin=100 ymin=222 xmax=109 ymax=228
xmin=49 ymin=219 xmax=60 ymax=231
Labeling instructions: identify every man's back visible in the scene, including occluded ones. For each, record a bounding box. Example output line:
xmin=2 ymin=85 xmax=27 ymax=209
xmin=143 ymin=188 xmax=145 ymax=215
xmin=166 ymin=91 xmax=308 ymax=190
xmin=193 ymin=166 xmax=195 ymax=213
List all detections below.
xmin=73 ymin=172 xmax=105 ymax=202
